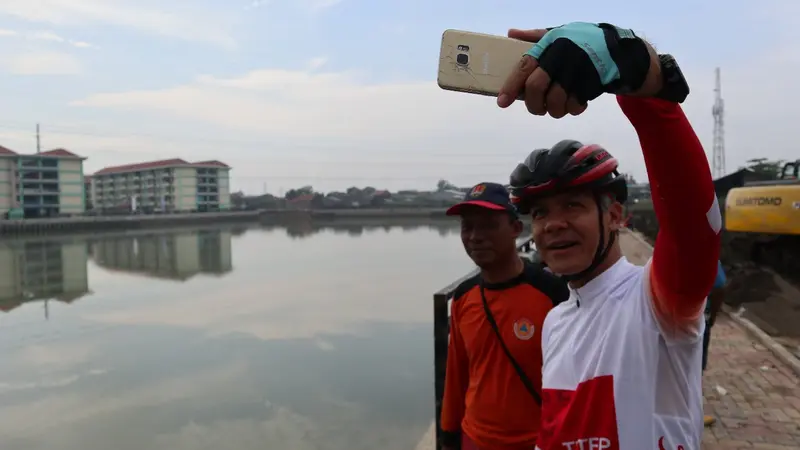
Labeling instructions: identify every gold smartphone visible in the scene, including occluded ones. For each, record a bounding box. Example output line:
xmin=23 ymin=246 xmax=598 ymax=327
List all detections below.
xmin=437 ymin=29 xmax=533 ymax=97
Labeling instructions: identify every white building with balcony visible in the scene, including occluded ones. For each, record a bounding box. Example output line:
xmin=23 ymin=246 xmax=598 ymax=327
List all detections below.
xmin=89 ymin=158 xmax=231 ymax=213
xmin=0 ymin=146 xmax=87 ymax=218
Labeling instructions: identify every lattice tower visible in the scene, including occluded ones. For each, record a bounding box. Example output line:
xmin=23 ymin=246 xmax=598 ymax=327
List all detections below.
xmin=712 ymin=67 xmax=726 ymax=178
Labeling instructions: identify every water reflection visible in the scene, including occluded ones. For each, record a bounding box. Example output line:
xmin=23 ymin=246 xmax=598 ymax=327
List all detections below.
xmin=0 ymin=220 xmax=473 ymax=450
xmin=90 ymin=229 xmax=234 ymax=281
xmin=266 ymin=216 xmax=460 ymax=239
xmin=0 ymin=239 xmax=90 ymax=315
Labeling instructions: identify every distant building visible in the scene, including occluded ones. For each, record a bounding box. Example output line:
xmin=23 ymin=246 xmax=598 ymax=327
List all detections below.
xmin=90 ymin=158 xmax=231 ymax=213
xmin=286 ymin=193 xmax=315 ymax=209
xmin=627 ymin=183 xmax=651 ymax=203
xmin=0 ymin=146 xmax=87 ymax=218
xmin=712 ymin=168 xmax=776 ymax=199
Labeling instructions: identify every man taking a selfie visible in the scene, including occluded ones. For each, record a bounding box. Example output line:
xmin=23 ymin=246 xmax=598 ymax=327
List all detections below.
xmin=499 ymin=22 xmax=721 ymax=449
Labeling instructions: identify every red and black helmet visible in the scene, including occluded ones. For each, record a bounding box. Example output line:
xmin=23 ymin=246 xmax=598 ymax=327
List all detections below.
xmin=508 ymin=140 xmax=628 ymax=214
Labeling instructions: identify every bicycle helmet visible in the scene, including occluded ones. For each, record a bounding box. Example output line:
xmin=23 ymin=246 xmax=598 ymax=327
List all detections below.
xmin=508 ymin=139 xmax=628 ymax=281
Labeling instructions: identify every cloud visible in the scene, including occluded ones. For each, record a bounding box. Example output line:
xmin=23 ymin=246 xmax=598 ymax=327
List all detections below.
xmin=0 ymin=128 xmax=203 ymax=175
xmin=80 ymin=272 xmax=436 ymax=341
xmin=0 ymin=360 xmax=251 ymax=440
xmin=2 ymin=50 xmax=82 ymax=74
xmin=308 ymin=0 xmax=342 ymax=12
xmin=0 ymin=0 xmax=236 ymax=48
xmin=69 ymin=51 xmax=798 ymax=185
xmin=13 ymin=342 xmax=97 ymax=369
xmin=0 ymin=28 xmax=96 ymax=48
xmin=306 ymin=56 xmax=328 ymax=70
xmin=27 ymin=30 xmax=96 ymax=48
xmin=246 ymin=0 xmax=342 ymax=12
xmin=80 ymin=229 xmax=471 ymax=340
xmin=245 ymin=0 xmax=268 ymax=9
xmin=149 ymin=410 xmax=426 ymax=450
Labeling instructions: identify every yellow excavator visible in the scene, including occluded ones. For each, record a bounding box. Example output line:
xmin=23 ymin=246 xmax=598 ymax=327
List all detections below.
xmin=724 ymin=160 xmax=799 ymax=272
xmin=725 ymin=160 xmax=799 ymax=235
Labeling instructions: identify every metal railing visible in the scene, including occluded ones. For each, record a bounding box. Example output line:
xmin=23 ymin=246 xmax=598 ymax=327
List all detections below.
xmin=430 ymin=236 xmax=536 ymax=450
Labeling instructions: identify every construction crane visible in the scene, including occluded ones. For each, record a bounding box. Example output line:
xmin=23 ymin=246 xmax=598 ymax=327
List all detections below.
xmin=712 ymin=67 xmax=725 ymax=179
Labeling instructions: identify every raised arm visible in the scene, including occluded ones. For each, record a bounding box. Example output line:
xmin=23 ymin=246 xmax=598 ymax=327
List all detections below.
xmin=617 ymin=96 xmax=721 ymax=331
xmin=439 ymin=303 xmax=469 ymax=449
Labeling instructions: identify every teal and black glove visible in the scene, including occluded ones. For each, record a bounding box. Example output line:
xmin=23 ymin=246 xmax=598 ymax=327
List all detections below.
xmin=524 ymin=22 xmax=685 ymax=104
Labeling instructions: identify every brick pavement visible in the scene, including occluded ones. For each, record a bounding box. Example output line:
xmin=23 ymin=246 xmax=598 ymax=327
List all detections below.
xmin=621 ymin=231 xmax=800 ymax=449
xmin=701 ymin=316 xmax=800 ymax=449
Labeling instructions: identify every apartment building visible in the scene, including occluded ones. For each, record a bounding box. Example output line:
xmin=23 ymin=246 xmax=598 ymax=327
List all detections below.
xmin=0 ymin=146 xmax=86 ymax=218
xmin=89 ymin=158 xmax=231 ymax=212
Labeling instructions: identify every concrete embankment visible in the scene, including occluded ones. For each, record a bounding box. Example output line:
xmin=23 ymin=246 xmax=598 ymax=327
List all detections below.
xmin=0 ymin=211 xmax=260 ymax=236
xmin=260 ymin=208 xmax=448 ymax=219
xmin=0 ymin=208 xmax=453 ymax=237
xmin=0 ymin=222 xmax=250 ymax=243
xmin=413 ymin=423 xmax=436 ymax=450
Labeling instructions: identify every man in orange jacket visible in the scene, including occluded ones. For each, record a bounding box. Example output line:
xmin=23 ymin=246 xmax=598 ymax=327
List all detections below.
xmin=440 ymin=182 xmax=568 ymax=450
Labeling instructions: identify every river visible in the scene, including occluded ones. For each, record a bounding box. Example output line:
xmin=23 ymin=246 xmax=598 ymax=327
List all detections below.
xmin=0 ymin=220 xmax=473 ymax=450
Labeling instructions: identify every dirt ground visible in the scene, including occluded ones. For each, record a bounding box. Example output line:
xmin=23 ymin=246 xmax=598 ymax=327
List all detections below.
xmin=623 ymin=231 xmax=800 ymax=358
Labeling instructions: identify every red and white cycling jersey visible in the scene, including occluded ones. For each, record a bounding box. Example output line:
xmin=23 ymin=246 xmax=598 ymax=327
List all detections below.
xmin=536 ymin=257 xmax=705 ymax=450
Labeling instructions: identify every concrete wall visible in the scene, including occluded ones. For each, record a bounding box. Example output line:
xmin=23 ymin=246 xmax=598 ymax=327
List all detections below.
xmin=0 ymin=158 xmax=15 ymax=214
xmin=89 ymin=179 xmax=98 ymax=207
xmin=58 ymin=167 xmax=82 ymax=183
xmin=59 ymin=195 xmax=83 ymax=210
xmin=175 ymin=167 xmax=197 ymax=210
xmin=218 ymin=169 xmax=231 ymax=209
xmin=59 ymin=182 xmax=84 ymax=214
xmin=0 ymin=166 xmax=12 ymax=210
xmin=58 ymin=159 xmax=85 ymax=214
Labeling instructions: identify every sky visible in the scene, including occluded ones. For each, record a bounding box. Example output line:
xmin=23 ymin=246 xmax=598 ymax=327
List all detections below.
xmin=0 ymin=0 xmax=796 ymax=194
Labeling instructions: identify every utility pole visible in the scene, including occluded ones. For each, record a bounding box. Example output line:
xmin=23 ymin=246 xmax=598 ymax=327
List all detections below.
xmin=36 ymin=123 xmax=41 ymax=153
xmin=712 ymin=68 xmax=726 ymax=179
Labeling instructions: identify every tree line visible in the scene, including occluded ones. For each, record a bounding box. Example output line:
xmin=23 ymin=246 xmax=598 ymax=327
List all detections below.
xmin=229 ymin=163 xmax=799 ymax=211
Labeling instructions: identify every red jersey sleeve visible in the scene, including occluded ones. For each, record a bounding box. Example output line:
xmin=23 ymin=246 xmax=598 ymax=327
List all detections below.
xmin=617 ymin=96 xmax=721 ymax=334
xmin=440 ymin=299 xmax=469 ymax=441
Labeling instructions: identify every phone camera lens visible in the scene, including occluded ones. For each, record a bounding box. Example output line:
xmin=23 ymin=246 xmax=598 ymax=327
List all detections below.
xmin=456 ymin=53 xmax=469 ymax=65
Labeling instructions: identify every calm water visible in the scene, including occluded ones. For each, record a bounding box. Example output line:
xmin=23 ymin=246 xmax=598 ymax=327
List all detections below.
xmin=0 ymin=220 xmax=474 ymax=450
